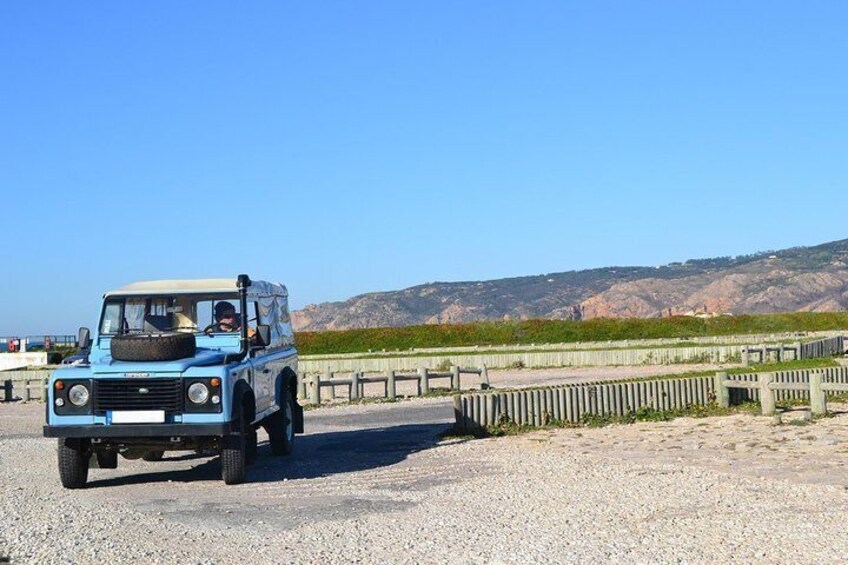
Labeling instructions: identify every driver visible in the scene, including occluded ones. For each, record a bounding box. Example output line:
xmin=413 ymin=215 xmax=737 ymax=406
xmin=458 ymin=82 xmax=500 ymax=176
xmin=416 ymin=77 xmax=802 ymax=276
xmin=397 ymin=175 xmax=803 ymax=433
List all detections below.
xmin=212 ymin=302 xmax=240 ymax=332
xmin=205 ymin=302 xmax=258 ymax=342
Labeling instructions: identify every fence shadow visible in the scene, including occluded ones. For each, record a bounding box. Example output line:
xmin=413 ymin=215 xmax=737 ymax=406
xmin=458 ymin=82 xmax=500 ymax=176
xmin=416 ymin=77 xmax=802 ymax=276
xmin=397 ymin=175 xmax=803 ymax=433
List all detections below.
xmin=87 ymin=423 xmax=452 ymax=488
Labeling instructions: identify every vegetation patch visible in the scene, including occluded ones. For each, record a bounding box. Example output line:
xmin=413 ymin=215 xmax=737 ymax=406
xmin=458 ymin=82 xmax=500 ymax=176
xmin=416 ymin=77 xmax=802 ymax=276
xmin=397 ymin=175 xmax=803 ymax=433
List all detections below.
xmin=295 ymin=312 xmax=848 ymax=355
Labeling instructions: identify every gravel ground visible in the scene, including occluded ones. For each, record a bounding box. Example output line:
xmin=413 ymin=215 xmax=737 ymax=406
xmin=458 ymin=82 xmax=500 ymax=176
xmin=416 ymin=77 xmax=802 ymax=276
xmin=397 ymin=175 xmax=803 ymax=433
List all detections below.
xmin=3 ymin=370 xmax=848 ymax=564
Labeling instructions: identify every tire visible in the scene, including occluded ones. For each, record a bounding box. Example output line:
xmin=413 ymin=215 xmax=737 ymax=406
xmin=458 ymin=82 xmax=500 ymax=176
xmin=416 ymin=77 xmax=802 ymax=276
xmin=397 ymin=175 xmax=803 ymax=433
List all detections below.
xmin=110 ymin=332 xmax=196 ymax=362
xmin=142 ymin=450 xmax=164 ymax=462
xmin=221 ymin=407 xmax=250 ymax=484
xmin=58 ymin=439 xmax=90 ymax=489
xmin=221 ymin=435 xmax=246 ymax=485
xmin=265 ymin=390 xmax=295 ymax=456
xmin=95 ymin=450 xmax=118 ymax=469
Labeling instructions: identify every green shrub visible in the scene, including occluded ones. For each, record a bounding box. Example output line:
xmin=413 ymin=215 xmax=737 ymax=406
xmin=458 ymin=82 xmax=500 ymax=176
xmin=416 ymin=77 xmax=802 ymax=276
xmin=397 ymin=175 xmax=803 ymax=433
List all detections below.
xmin=294 ymin=312 xmax=848 ymax=355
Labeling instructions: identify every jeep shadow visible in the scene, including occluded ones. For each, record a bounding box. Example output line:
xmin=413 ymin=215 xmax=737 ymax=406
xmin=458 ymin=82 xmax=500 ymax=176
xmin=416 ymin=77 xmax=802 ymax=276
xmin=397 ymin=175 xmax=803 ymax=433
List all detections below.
xmin=87 ymin=422 xmax=454 ymax=488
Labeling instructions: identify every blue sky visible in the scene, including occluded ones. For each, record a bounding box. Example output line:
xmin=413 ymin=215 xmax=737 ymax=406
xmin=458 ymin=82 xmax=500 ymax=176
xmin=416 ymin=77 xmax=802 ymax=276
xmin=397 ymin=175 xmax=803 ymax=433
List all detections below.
xmin=2 ymin=2 xmax=847 ymax=335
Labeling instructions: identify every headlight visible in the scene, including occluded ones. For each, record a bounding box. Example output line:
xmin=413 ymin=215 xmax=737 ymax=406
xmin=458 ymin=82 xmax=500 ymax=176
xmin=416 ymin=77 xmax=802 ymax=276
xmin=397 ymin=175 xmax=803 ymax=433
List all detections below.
xmin=68 ymin=384 xmax=90 ymax=407
xmin=187 ymin=382 xmax=209 ymax=404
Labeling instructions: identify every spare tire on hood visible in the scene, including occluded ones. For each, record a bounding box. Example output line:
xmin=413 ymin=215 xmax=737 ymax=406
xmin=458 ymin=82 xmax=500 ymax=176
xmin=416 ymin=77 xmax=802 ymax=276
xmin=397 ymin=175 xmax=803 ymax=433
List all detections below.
xmin=110 ymin=332 xmax=196 ymax=362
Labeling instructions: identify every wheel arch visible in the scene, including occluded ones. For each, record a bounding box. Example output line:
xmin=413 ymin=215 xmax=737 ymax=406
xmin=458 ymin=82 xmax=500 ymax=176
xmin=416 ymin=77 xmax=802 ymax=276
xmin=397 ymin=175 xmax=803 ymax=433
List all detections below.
xmin=231 ymin=379 xmax=256 ymax=431
xmin=276 ymin=367 xmax=303 ymax=434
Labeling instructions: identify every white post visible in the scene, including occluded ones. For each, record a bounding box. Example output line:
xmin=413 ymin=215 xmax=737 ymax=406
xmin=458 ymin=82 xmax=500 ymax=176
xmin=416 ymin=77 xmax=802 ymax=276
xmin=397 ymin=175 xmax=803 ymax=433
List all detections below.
xmin=418 ymin=367 xmax=429 ymax=395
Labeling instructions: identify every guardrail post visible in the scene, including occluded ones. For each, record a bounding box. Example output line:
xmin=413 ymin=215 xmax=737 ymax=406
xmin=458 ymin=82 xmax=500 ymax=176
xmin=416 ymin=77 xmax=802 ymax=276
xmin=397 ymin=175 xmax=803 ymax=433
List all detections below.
xmin=759 ymin=372 xmax=775 ymax=416
xmin=810 ymin=371 xmax=826 ymax=416
xmin=452 ymin=365 xmax=461 ymax=391
xmin=297 ymin=373 xmax=307 ymax=400
xmin=741 ymin=347 xmax=749 ymax=367
xmin=481 ymin=364 xmax=490 ymax=390
xmin=2 ymin=379 xmax=12 ymax=402
xmin=387 ymin=370 xmax=396 ymax=400
xmin=418 ymin=367 xmax=429 ymax=395
xmin=350 ymin=371 xmax=360 ymax=401
xmin=714 ymin=372 xmax=729 ymax=408
xmin=323 ymin=369 xmax=333 ymax=399
xmin=309 ymin=374 xmax=321 ymax=405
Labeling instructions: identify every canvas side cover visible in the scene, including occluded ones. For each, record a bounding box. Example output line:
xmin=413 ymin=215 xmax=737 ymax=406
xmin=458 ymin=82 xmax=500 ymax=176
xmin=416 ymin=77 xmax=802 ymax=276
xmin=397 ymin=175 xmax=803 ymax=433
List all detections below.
xmin=248 ymin=281 xmax=295 ymax=348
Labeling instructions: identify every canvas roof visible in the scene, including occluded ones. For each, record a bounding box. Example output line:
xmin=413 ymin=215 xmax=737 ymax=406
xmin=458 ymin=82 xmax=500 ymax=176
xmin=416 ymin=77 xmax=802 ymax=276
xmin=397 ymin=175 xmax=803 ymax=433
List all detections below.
xmin=105 ymin=278 xmax=287 ymax=298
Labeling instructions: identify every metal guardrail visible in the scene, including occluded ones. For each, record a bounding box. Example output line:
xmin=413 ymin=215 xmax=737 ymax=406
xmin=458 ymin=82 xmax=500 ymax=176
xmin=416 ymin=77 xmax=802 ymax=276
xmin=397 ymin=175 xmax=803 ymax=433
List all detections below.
xmin=1 ymin=335 xmax=76 ymax=352
xmin=715 ymin=366 xmax=848 ymax=416
xmin=1 ymin=375 xmax=49 ymax=402
xmin=740 ymin=336 xmax=844 ymax=365
xmin=301 ymin=365 xmax=489 ymax=405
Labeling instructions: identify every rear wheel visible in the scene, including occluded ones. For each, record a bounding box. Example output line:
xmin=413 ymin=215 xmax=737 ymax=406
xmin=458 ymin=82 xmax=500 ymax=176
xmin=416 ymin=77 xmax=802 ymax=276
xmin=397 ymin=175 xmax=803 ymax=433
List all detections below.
xmin=266 ymin=389 xmax=295 ymax=456
xmin=142 ymin=450 xmax=164 ymax=462
xmin=58 ymin=439 xmax=90 ymax=489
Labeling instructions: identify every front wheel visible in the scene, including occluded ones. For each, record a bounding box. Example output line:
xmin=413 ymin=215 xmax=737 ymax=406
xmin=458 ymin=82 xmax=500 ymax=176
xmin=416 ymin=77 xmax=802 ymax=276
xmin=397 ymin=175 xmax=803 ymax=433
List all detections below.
xmin=221 ymin=408 xmax=250 ymax=484
xmin=58 ymin=439 xmax=90 ymax=489
xmin=220 ymin=435 xmax=246 ymax=485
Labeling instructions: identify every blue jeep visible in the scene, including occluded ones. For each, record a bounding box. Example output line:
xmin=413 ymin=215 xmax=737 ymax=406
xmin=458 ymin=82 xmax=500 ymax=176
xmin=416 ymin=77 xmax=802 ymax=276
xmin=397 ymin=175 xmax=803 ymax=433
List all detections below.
xmin=43 ymin=275 xmax=303 ymax=487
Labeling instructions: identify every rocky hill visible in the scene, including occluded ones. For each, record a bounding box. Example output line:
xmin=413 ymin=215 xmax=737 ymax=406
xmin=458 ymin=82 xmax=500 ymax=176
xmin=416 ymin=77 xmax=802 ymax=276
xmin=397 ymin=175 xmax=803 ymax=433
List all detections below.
xmin=292 ymin=238 xmax=848 ymax=331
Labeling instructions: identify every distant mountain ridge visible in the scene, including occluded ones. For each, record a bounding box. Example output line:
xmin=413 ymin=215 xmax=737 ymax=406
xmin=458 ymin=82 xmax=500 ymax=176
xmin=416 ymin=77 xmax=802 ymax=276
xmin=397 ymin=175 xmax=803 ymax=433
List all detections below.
xmin=292 ymin=238 xmax=848 ymax=331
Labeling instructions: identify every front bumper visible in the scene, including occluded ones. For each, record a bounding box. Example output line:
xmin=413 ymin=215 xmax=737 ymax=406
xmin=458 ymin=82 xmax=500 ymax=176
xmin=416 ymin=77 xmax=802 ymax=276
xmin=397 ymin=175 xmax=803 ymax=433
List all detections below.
xmin=43 ymin=422 xmax=233 ymax=439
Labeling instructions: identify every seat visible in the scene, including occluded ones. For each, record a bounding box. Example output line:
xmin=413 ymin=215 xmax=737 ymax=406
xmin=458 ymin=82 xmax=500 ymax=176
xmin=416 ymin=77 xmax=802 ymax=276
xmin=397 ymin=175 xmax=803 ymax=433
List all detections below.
xmin=171 ymin=311 xmax=196 ymax=333
xmin=143 ymin=314 xmax=173 ymax=333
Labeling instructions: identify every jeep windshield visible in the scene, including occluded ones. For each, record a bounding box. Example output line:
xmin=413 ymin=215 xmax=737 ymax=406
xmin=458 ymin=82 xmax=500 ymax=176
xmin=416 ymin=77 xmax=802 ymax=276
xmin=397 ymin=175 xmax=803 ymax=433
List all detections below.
xmin=99 ymin=294 xmax=244 ymax=336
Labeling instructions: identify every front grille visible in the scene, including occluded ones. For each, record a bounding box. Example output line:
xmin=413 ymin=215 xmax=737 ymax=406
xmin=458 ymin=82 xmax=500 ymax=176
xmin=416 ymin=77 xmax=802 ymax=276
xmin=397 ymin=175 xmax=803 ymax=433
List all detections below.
xmin=93 ymin=379 xmax=183 ymax=413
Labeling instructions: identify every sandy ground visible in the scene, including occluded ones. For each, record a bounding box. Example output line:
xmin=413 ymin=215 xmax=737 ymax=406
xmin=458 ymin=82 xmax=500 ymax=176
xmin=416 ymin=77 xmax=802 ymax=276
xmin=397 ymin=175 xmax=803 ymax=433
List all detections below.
xmin=3 ymin=385 xmax=848 ymax=563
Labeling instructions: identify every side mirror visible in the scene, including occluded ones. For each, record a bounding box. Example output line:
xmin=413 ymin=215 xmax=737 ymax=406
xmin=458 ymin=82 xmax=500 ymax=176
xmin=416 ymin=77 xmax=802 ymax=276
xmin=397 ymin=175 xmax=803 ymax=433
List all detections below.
xmin=256 ymin=325 xmax=271 ymax=347
xmin=78 ymin=327 xmax=91 ymax=350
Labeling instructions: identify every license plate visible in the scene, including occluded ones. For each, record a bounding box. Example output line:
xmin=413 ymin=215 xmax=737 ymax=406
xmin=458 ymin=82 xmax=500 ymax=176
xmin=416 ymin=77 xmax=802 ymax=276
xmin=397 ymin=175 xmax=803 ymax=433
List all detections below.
xmin=109 ymin=410 xmax=165 ymax=424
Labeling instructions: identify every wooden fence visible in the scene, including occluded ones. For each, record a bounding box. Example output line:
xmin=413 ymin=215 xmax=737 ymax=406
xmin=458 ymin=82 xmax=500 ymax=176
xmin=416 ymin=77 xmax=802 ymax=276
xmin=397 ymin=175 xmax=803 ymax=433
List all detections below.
xmin=453 ymin=366 xmax=848 ymax=434
xmin=302 ymin=366 xmax=489 ymax=405
xmin=800 ymin=336 xmax=845 ymax=360
xmin=453 ymin=375 xmax=716 ymax=435
xmin=300 ymin=345 xmax=747 ymax=373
